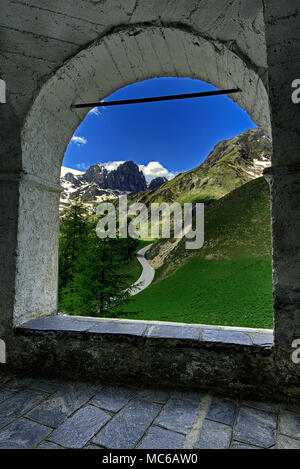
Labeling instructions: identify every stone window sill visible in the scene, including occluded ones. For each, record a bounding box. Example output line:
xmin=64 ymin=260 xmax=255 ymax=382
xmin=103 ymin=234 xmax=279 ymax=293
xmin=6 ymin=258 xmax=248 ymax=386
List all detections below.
xmin=16 ymin=315 xmax=274 ymax=349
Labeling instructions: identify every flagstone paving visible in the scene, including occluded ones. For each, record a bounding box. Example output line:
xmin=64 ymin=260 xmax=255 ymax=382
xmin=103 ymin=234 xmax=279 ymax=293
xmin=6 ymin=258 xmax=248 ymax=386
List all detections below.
xmin=0 ymin=374 xmax=299 ymax=449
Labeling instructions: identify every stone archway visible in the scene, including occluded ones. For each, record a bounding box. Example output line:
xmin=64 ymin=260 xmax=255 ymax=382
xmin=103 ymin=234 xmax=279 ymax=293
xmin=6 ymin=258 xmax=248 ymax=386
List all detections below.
xmin=14 ymin=24 xmax=270 ymax=326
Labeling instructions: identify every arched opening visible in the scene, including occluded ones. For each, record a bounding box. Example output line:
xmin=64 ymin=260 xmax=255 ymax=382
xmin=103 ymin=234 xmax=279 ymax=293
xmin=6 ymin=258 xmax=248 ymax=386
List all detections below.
xmin=58 ymin=76 xmax=273 ymax=329
xmin=16 ymin=25 xmax=271 ymax=330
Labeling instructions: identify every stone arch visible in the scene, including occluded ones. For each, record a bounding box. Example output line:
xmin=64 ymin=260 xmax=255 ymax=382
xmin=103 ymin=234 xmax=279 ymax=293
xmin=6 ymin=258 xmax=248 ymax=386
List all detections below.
xmin=14 ymin=24 xmax=270 ymax=326
xmin=22 ymin=25 xmax=270 ymax=184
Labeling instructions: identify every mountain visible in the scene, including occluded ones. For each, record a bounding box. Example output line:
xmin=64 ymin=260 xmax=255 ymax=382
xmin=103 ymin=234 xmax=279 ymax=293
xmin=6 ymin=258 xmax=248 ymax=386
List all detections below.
xmin=129 ymin=128 xmax=272 ymax=207
xmin=60 ymin=161 xmax=167 ymax=206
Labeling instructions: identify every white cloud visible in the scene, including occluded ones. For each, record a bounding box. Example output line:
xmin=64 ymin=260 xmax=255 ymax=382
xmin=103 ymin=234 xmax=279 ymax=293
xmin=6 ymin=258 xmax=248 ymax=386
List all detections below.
xmin=71 ymin=135 xmax=87 ymax=146
xmin=139 ymin=161 xmax=176 ymax=182
xmin=102 ymin=161 xmax=126 ymax=171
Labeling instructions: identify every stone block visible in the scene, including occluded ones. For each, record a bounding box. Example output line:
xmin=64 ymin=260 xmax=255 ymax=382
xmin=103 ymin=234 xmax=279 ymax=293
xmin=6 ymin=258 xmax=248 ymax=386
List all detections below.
xmin=0 ymin=390 xmax=46 ymax=429
xmin=91 ymin=386 xmax=136 ymax=412
xmin=28 ymin=383 xmax=96 ymax=427
xmin=195 ymin=419 xmax=232 ymax=449
xmin=49 ymin=405 xmax=111 ymax=449
xmin=279 ymin=411 xmax=300 ymax=439
xmin=92 ymin=400 xmax=161 ymax=449
xmin=202 ymin=329 xmax=252 ymax=345
xmin=233 ymin=407 xmax=276 ymax=448
xmin=138 ymin=426 xmax=185 ymax=449
xmin=242 ymin=400 xmax=279 ymax=414
xmin=275 ymin=434 xmax=300 ymax=449
xmin=0 ymin=418 xmax=51 ymax=449
xmin=20 ymin=315 xmax=95 ymax=332
xmin=88 ymin=321 xmax=147 ymax=336
xmin=206 ymin=396 xmax=237 ymax=425
xmin=155 ymin=398 xmax=199 ymax=434
xmin=250 ymin=333 xmax=274 ymax=347
xmin=147 ymin=325 xmax=200 ymax=340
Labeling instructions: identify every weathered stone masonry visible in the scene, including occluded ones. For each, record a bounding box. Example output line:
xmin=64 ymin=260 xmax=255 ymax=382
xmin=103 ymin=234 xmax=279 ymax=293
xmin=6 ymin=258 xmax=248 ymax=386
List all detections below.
xmin=1 ymin=0 xmax=300 ymax=399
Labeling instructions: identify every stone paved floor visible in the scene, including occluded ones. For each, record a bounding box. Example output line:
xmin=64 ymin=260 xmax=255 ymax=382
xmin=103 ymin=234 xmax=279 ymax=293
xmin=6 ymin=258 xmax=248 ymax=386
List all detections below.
xmin=0 ymin=374 xmax=299 ymax=449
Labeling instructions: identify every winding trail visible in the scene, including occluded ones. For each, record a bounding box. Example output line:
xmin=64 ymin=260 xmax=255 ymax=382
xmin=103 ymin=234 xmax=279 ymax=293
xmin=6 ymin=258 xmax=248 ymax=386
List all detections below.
xmin=130 ymin=243 xmax=155 ymax=296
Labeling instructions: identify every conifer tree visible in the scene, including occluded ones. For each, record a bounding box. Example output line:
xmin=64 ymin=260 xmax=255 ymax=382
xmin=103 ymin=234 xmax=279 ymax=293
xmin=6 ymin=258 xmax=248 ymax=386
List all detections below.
xmin=60 ymin=226 xmax=133 ymax=317
xmin=58 ymin=200 xmax=89 ymax=293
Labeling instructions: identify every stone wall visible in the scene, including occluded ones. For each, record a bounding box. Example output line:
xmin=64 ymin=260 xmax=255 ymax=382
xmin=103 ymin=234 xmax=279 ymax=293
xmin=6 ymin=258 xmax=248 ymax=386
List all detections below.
xmin=264 ymin=0 xmax=300 ymax=379
xmin=11 ymin=316 xmax=278 ymax=401
xmin=1 ymin=1 xmax=300 ymax=397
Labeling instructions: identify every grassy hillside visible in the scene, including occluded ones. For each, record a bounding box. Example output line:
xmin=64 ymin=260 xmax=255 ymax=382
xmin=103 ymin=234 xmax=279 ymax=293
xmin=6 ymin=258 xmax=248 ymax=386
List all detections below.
xmin=150 ymin=176 xmax=272 ymax=280
xmin=116 ymin=178 xmax=273 ymax=328
xmin=129 ymin=128 xmax=271 ymax=207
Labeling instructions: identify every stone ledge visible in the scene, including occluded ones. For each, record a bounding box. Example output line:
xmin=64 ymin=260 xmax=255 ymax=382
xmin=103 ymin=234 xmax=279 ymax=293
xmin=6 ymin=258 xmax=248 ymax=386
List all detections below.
xmin=17 ymin=315 xmax=274 ymax=349
xmin=10 ymin=315 xmax=276 ymax=396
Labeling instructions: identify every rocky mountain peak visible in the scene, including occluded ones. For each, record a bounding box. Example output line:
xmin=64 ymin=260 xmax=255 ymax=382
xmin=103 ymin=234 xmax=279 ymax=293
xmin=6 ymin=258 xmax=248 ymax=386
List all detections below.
xmin=106 ymin=161 xmax=147 ymax=192
xmin=83 ymin=164 xmax=108 ymax=187
xmin=202 ymin=128 xmax=272 ymax=170
xmin=148 ymin=177 xmax=168 ymax=191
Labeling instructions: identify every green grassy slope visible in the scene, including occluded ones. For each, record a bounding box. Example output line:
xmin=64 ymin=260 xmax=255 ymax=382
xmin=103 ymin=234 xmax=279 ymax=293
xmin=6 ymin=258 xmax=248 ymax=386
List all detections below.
xmin=117 ymin=178 xmax=273 ymax=328
xmin=129 ymin=128 xmax=272 ymax=207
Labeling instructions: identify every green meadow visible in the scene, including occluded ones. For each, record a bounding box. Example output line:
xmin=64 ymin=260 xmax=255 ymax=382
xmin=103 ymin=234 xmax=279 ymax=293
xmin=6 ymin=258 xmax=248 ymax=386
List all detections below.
xmin=113 ymin=177 xmax=274 ymax=329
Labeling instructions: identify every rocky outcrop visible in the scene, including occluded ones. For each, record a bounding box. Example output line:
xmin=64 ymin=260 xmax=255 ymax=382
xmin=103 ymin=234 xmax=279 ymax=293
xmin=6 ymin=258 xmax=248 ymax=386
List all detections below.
xmin=148 ymin=177 xmax=168 ymax=191
xmin=83 ymin=164 xmax=108 ymax=188
xmin=106 ymin=161 xmax=147 ymax=192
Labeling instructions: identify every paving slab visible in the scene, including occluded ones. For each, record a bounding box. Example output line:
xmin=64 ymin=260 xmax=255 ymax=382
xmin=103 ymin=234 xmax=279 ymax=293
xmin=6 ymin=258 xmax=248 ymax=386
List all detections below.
xmin=138 ymin=389 xmax=170 ymax=404
xmin=0 ymin=418 xmax=51 ymax=449
xmin=93 ymin=399 xmax=161 ymax=449
xmin=242 ymin=399 xmax=279 ymax=414
xmin=0 ymin=390 xmax=46 ymax=429
xmin=195 ymin=419 xmax=232 ymax=449
xmin=0 ymin=374 xmax=297 ymax=450
xmin=233 ymin=406 xmax=276 ymax=448
xmin=275 ymin=434 xmax=300 ymax=449
xmin=137 ymin=425 xmax=185 ymax=449
xmin=27 ymin=383 xmax=96 ymax=427
xmin=279 ymin=411 xmax=300 ymax=439
xmin=91 ymin=386 xmax=136 ymax=412
xmin=49 ymin=405 xmax=111 ymax=449
xmin=154 ymin=398 xmax=199 ymax=434
xmin=206 ymin=396 xmax=237 ymax=425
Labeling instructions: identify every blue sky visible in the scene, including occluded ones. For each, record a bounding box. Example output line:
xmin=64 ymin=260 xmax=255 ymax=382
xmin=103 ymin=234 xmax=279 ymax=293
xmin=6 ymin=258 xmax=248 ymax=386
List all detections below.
xmin=63 ymin=77 xmax=256 ymax=181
